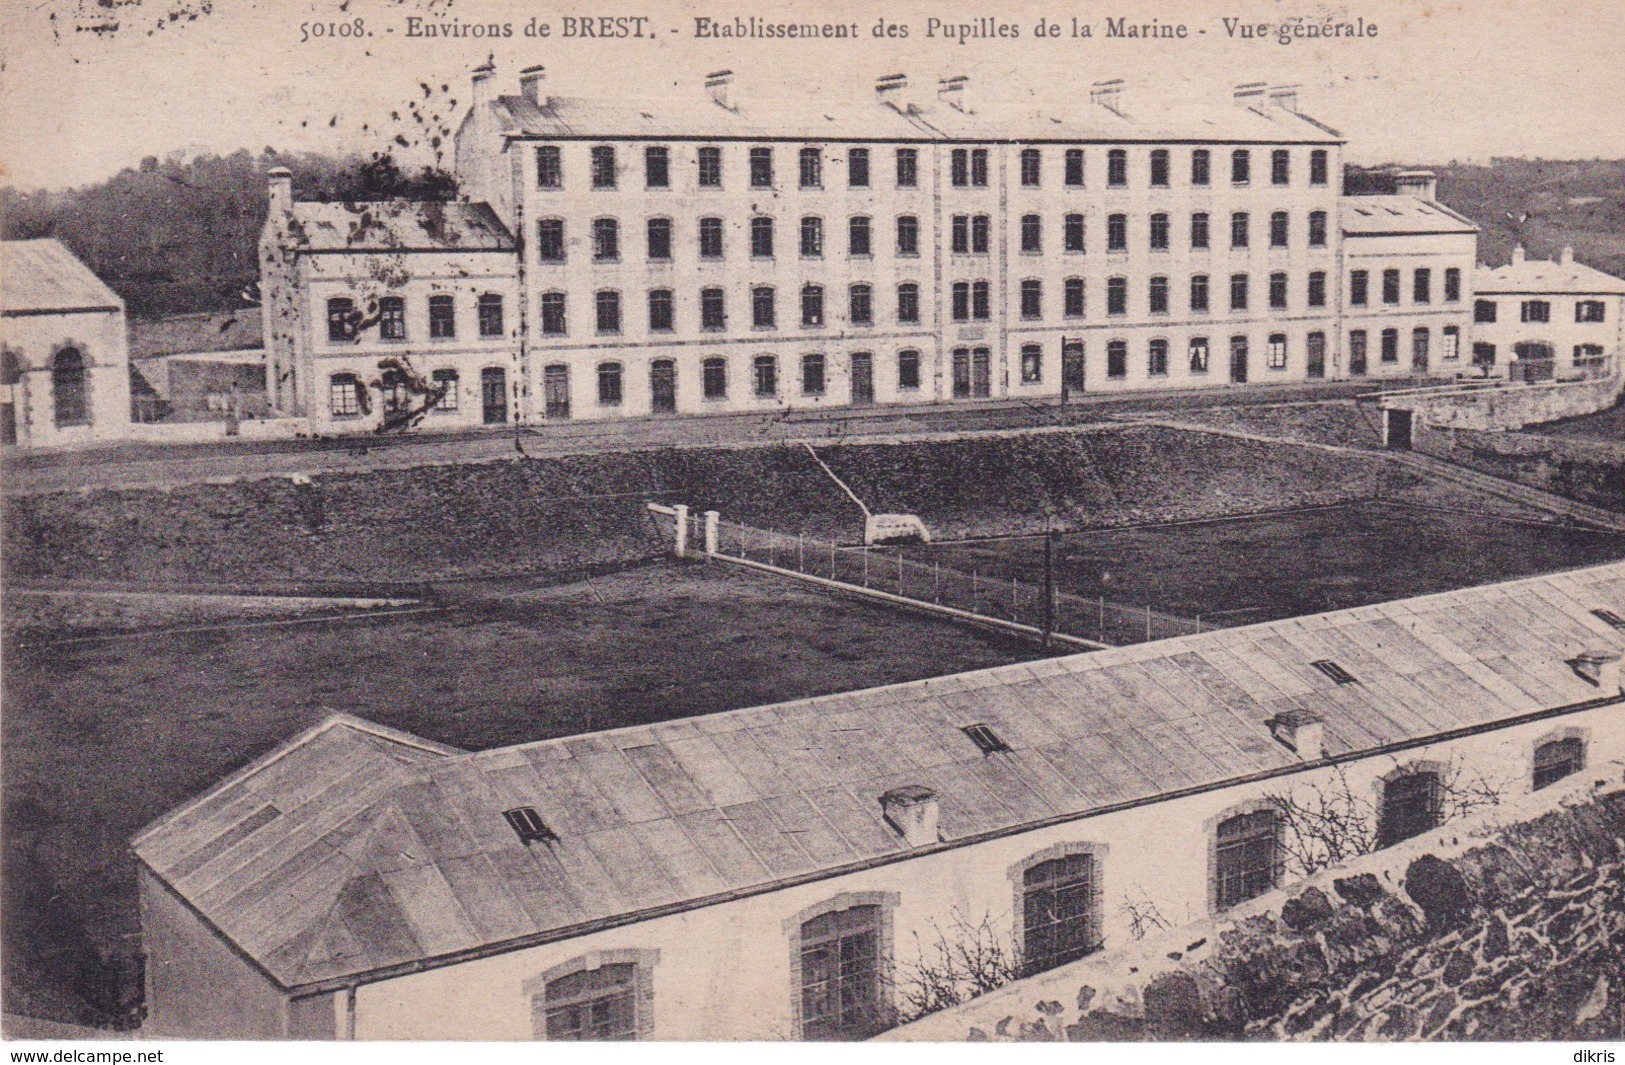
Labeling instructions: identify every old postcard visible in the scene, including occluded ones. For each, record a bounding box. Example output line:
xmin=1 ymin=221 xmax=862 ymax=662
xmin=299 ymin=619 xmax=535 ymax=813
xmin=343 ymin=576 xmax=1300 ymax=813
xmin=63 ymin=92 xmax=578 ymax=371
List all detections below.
xmin=1 ymin=0 xmax=1623 ymax=1050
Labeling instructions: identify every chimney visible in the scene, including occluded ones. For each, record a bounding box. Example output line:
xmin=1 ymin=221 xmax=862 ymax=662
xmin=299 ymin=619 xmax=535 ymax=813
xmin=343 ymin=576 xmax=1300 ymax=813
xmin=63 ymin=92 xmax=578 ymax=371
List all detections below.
xmin=1394 ymin=170 xmax=1439 ymax=203
xmin=880 ymin=785 xmax=940 ymax=847
xmin=1512 ymin=245 xmax=1527 ymax=265
xmin=706 ymin=69 xmax=736 ymax=111
xmin=267 ymin=167 xmax=293 ymax=218
xmin=1268 ymin=84 xmax=1300 ymax=113
xmin=1560 ymin=245 xmax=1575 ymax=266
xmin=1573 ymin=649 xmax=1623 ymax=693
xmin=1090 ymin=78 xmax=1126 ymax=116
xmin=519 ymin=65 xmax=547 ymax=106
xmin=1269 ymin=709 xmax=1326 ymax=759
xmin=938 ymin=75 xmax=970 ymax=113
xmin=470 ymin=56 xmax=496 ymax=118
xmin=875 ymin=73 xmax=908 ymax=107
xmin=1233 ymin=81 xmax=1268 ymax=109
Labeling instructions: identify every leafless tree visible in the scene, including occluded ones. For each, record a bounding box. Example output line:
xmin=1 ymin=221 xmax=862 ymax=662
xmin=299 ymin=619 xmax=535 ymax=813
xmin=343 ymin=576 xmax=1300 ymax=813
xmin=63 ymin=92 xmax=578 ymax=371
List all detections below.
xmin=1120 ymin=887 xmax=1171 ymax=941
xmin=892 ymin=909 xmax=1025 ymax=1023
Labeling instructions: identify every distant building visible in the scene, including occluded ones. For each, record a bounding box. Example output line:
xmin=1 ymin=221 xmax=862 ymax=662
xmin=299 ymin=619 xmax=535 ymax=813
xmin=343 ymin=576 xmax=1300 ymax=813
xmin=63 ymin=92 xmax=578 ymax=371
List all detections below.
xmin=128 ymin=310 xmax=268 ymax=424
xmin=135 ymin=561 xmax=1625 ymax=1039
xmin=1472 ymin=246 xmax=1625 ymax=382
xmin=0 ymin=239 xmax=131 ymax=447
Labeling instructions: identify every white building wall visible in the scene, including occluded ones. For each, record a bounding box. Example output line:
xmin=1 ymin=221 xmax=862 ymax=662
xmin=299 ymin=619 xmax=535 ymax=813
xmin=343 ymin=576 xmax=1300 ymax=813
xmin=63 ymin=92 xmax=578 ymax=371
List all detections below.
xmin=1 ymin=306 xmax=130 ymax=447
xmin=1471 ymin=289 xmax=1625 ymax=381
xmin=1341 ymin=230 xmax=1476 ymax=380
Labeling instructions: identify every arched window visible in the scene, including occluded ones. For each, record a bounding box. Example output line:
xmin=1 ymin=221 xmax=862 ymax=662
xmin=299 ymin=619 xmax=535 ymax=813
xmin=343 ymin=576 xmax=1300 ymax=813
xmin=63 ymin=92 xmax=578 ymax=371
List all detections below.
xmin=525 ymin=950 xmax=659 ymax=1041
xmin=1017 ymin=848 xmax=1102 ymax=974
xmin=329 ymin=372 xmax=361 ymax=417
xmin=380 ymin=367 xmax=411 ymax=417
xmin=1 ymin=349 xmax=22 ymax=386
xmin=789 ymin=896 xmax=895 ymax=1040
xmin=326 ymin=297 xmax=354 ymax=341
xmin=1378 ymin=767 xmax=1442 ymax=847
xmin=1213 ymin=807 xmax=1282 ymax=909
xmin=430 ymin=368 xmax=458 ymax=411
xmin=1533 ymin=734 xmax=1586 ymax=789
xmin=544 ymin=363 xmax=573 ymax=419
xmin=702 ymin=357 xmax=727 ymax=400
xmin=52 ymin=348 xmax=89 ymax=427
xmin=753 ymin=355 xmax=778 ymax=398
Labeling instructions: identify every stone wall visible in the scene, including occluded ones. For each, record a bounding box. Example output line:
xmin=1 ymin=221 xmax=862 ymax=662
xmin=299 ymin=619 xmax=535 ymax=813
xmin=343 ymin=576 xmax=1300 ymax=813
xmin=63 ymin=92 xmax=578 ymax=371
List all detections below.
xmin=883 ymin=764 xmax=1625 ymax=1042
xmin=1390 ymin=376 xmax=1622 ymax=432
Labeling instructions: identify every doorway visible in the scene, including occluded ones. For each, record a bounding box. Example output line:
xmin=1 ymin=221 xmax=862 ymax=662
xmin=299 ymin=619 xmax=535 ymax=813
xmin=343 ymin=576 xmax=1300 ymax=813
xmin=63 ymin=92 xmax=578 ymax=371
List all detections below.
xmin=650 ymin=359 xmax=677 ymax=414
xmin=1229 ymin=337 xmax=1248 ymax=383
xmin=850 ymin=352 xmax=874 ymax=405
xmin=1062 ymin=340 xmax=1086 ymax=398
xmin=543 ymin=364 xmax=571 ymax=420
xmin=480 ymin=367 xmax=507 ymax=424
xmin=1385 ymin=408 xmax=1413 ymax=451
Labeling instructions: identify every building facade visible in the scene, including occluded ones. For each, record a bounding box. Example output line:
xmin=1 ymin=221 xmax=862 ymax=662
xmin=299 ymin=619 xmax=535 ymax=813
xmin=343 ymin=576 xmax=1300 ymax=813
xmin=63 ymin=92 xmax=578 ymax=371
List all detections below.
xmin=1471 ymin=245 xmax=1625 ymax=382
xmin=136 ymin=562 xmax=1625 ymax=1039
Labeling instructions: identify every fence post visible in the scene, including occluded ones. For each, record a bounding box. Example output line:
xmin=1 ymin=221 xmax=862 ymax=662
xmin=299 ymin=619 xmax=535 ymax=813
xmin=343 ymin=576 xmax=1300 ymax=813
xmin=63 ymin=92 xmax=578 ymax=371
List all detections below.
xmin=1145 ymin=604 xmax=1152 ymax=642
xmin=673 ymin=504 xmax=689 ymax=559
xmin=934 ymin=561 xmax=941 ymax=604
xmin=1099 ymin=595 xmax=1105 ymax=642
xmin=770 ymin=529 xmax=777 ymax=568
xmin=704 ymin=511 xmax=719 ymax=557
xmin=972 ymin=569 xmax=979 ymax=613
xmin=863 ymin=547 xmax=870 ymax=587
xmin=831 ymin=538 xmax=837 ymax=580
xmin=897 ymin=552 xmax=904 ymax=596
xmin=1011 ymin=577 xmax=1018 ymax=622
xmin=798 ymin=533 xmax=805 ymax=574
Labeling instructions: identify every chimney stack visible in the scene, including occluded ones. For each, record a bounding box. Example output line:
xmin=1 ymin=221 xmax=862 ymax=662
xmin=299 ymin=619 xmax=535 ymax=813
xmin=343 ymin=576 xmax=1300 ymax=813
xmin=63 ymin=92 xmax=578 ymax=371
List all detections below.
xmin=1512 ymin=245 xmax=1527 ymax=265
xmin=875 ymin=73 xmax=908 ymax=107
xmin=1574 ymin=649 xmax=1623 ymax=694
xmin=470 ymin=57 xmax=496 ymax=118
xmin=519 ymin=65 xmax=547 ymax=106
xmin=1233 ymin=81 xmax=1268 ymax=109
xmin=880 ymin=785 xmax=940 ymax=847
xmin=1394 ymin=170 xmax=1439 ymax=203
xmin=1090 ymin=78 xmax=1126 ymax=115
xmin=267 ymin=167 xmax=293 ymax=218
xmin=938 ymin=75 xmax=970 ymax=113
xmin=706 ymin=70 xmax=736 ymax=111
xmin=1269 ymin=709 xmax=1326 ymax=759
xmin=1560 ymin=245 xmax=1575 ymax=266
xmin=1268 ymin=84 xmax=1300 ymax=113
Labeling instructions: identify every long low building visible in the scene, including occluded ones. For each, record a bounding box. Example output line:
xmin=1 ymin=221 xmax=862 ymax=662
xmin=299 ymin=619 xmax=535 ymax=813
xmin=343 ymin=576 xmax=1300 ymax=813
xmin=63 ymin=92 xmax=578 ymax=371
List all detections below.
xmin=135 ymin=561 xmax=1625 ymax=1039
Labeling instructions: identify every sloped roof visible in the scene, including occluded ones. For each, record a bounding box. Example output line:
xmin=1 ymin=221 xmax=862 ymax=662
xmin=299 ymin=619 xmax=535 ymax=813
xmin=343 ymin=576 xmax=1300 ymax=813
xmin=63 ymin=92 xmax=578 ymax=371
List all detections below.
xmin=1474 ymin=255 xmax=1625 ymax=295
xmin=284 ymin=201 xmax=515 ymax=253
xmin=1340 ymin=195 xmax=1478 ymax=236
xmin=134 ymin=562 xmax=1625 ymax=992
xmin=0 ymin=239 xmax=123 ymax=315
xmin=130 ymin=311 xmax=263 ymax=359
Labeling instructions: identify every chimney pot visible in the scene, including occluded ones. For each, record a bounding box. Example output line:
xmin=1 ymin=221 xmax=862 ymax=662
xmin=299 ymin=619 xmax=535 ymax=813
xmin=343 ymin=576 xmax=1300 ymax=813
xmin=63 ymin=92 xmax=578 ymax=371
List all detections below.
xmin=1574 ymin=649 xmax=1623 ymax=693
xmin=519 ymin=65 xmax=547 ymax=106
xmin=875 ymin=73 xmax=909 ymax=106
xmin=880 ymin=785 xmax=940 ymax=847
xmin=1560 ymin=245 xmax=1575 ymax=265
xmin=1269 ymin=709 xmax=1326 ymax=759
xmin=937 ymin=75 xmax=970 ymax=113
xmin=267 ymin=167 xmax=293 ymax=217
xmin=1090 ymin=78 xmax=1126 ymax=115
xmin=1233 ymin=81 xmax=1268 ymax=107
xmin=1512 ymin=245 xmax=1527 ymax=264
xmin=706 ymin=69 xmax=736 ymax=111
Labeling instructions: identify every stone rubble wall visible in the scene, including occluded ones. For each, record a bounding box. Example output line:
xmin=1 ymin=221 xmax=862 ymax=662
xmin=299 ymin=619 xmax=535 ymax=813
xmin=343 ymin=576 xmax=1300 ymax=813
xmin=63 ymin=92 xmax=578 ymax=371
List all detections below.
xmin=1393 ymin=376 xmax=1622 ymax=432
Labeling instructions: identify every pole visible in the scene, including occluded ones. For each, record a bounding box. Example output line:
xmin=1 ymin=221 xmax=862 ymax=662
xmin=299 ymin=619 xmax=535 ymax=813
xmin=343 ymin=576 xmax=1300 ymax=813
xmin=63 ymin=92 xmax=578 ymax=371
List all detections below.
xmin=972 ymin=568 xmax=978 ymax=614
xmin=1146 ymin=604 xmax=1152 ymax=642
xmin=1099 ymin=595 xmax=1105 ymax=642
xmin=934 ymin=561 xmax=941 ymax=604
xmin=1042 ymin=530 xmax=1055 ymax=648
xmin=863 ymin=546 xmax=869 ymax=587
xmin=1011 ymin=576 xmax=1018 ymax=622
xmin=798 ymin=533 xmax=805 ymax=574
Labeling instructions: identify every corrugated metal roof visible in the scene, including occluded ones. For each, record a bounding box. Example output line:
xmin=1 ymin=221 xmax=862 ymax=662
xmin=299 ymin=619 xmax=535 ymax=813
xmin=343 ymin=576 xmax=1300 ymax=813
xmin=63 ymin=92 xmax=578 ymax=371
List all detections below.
xmin=284 ymin=201 xmax=515 ymax=253
xmin=1340 ymin=195 xmax=1478 ymax=236
xmin=134 ymin=561 xmax=1625 ymax=991
xmin=1475 ymin=256 xmax=1625 ymax=295
xmin=0 ymin=239 xmax=123 ymax=315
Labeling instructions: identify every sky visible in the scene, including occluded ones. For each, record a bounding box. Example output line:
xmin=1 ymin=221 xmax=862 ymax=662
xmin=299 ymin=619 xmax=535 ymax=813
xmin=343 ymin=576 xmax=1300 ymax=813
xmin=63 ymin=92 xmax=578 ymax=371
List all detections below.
xmin=1 ymin=0 xmax=1624 ymax=191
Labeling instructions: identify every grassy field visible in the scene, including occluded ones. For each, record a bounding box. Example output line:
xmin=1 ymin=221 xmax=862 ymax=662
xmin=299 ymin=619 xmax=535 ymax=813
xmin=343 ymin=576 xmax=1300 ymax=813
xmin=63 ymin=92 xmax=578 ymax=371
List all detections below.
xmin=1521 ymin=400 xmax=1625 ymax=443
xmin=0 ymin=561 xmax=1044 ymax=1027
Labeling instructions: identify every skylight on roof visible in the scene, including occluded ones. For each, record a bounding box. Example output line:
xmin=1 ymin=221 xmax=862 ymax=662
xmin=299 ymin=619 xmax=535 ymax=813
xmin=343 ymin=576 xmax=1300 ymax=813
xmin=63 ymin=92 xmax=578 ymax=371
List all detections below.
xmin=1354 ymin=207 xmax=1372 ymax=216
xmin=1592 ymin=608 xmax=1625 ymax=630
xmin=962 ymin=723 xmax=1012 ymax=755
xmin=1311 ymin=660 xmax=1359 ymax=685
xmin=502 ymin=807 xmax=558 ymax=845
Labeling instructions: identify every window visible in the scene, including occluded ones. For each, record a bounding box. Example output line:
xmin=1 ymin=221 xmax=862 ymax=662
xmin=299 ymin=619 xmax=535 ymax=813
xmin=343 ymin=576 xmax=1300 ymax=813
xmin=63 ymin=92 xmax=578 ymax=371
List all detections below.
xmin=1378 ymin=770 xmax=1441 ymax=848
xmin=1381 ymin=328 xmax=1399 ymax=363
xmin=849 ymin=216 xmax=872 ymax=257
xmin=1309 ymin=211 xmax=1327 ymax=248
xmin=1214 ymin=809 xmax=1282 ymax=910
xmin=1412 ymin=327 xmax=1430 ymax=368
xmin=597 ymin=361 xmax=623 ymax=407
xmin=896 ymin=283 xmax=920 ymax=324
xmin=1190 ymin=212 xmax=1209 ymax=250
xmin=590 ymin=145 xmax=616 ymax=189
xmin=799 ymin=146 xmax=822 ymax=189
xmin=1270 ymin=211 xmax=1288 ymax=248
xmin=537 ymin=219 xmax=566 ymax=262
xmin=849 ymin=284 xmax=873 ymax=325
xmin=1445 ymin=267 xmax=1461 ymax=303
xmin=1534 ymin=737 xmax=1586 ymax=790
xmin=800 ymin=216 xmax=824 ymax=258
xmin=1107 ymin=214 xmax=1128 ymax=252
xmin=1107 ymin=277 xmax=1127 ymax=316
xmin=972 ymin=280 xmax=990 ymax=320
xmin=1022 ymin=853 xmax=1101 ymax=974
xmin=972 ymin=215 xmax=991 ymax=254
xmin=752 ymin=287 xmax=776 ymax=328
xmin=536 ymin=146 xmax=562 ymax=189
xmin=1230 ymin=273 xmax=1249 ymax=311
xmin=542 ymin=963 xmax=638 ymax=1041
xmin=1064 ymin=149 xmax=1085 ymax=187
xmin=699 ymin=217 xmax=724 ymax=259
xmin=848 ymin=147 xmax=870 ymax=188
xmin=895 ymin=148 xmax=917 ymax=188
xmin=1020 ymin=148 xmax=1041 ymax=187
xmin=700 ymin=287 xmax=725 ymax=331
xmin=750 ymin=216 xmax=774 ymax=258
xmin=797 ymin=905 xmax=887 ymax=1040
xmin=1575 ymin=344 xmax=1607 ymax=371
xmin=329 ymin=372 xmax=360 ymax=417
xmin=478 ymin=294 xmax=504 ymax=337
xmin=430 ymin=368 xmax=458 ymax=411
xmin=379 ymin=296 xmax=406 ymax=340
xmin=646 ymin=218 xmax=672 ymax=261
xmin=951 ymin=215 xmax=969 ymax=254
xmin=1269 ymin=272 xmax=1288 ymax=310
xmin=1472 ymin=342 xmax=1496 ymax=370
xmin=1577 ymin=300 xmax=1606 ymax=323
xmin=1148 ymin=338 xmax=1169 ymax=376
xmin=1021 ymin=214 xmax=1042 ymax=253
xmin=1190 ymin=274 xmax=1210 ymax=313
xmin=1107 ymin=339 xmax=1127 ymax=378
xmin=1271 ymin=149 xmax=1290 ymax=185
xmin=1311 ymin=659 xmax=1357 ymax=684
xmin=1064 ymin=214 xmax=1086 ymax=253
xmin=951 ymin=282 xmax=970 ymax=322
xmin=380 ymin=368 xmax=410 ymax=417
xmin=1064 ymin=277 xmax=1085 ymax=318
xmin=1149 ymin=275 xmax=1169 ymax=314
xmin=1107 ymin=149 xmax=1127 ymax=187
xmin=1382 ymin=269 xmax=1401 ymax=305
xmin=429 ymin=295 xmax=456 ymax=338
xmin=1350 ymin=270 xmax=1369 ymax=307
xmin=1021 ymin=279 xmax=1042 ymax=320
xmin=647 ymin=289 xmax=674 ymax=332
xmin=753 ymin=355 xmax=778 ymax=397
xmin=897 ymin=349 xmax=921 ymax=390
xmin=1149 ymin=213 xmax=1169 ymax=251
xmin=1149 ymin=148 xmax=1170 ymax=187
xmin=1267 ymin=333 xmax=1287 ymax=369
xmin=592 ymin=218 xmax=620 ymax=262
xmin=1189 ymin=336 xmax=1210 ymax=373
xmin=1310 ymin=149 xmax=1328 ymax=186
xmin=595 ymin=290 xmax=621 ymax=334
xmin=896 ymin=215 xmax=919 ymax=256
xmin=326 ymin=297 xmax=354 ymax=341
xmin=750 ymin=146 xmax=773 ymax=188
xmin=698 ymin=146 xmax=722 ymax=187
xmin=950 ymin=150 xmax=968 ymax=188
xmin=801 ymin=285 xmax=824 ymax=327
xmin=1475 ymin=299 xmax=1497 ymax=323
xmin=1231 ymin=212 xmax=1249 ymax=249
xmin=802 ymin=353 xmax=826 ymax=395
xmin=1231 ymin=149 xmax=1250 ymax=185
xmin=1349 ymin=330 xmax=1368 ymax=375
xmin=1442 ymin=325 xmax=1460 ymax=361
xmin=1021 ymin=344 xmax=1043 ymax=384
xmin=1191 ymin=149 xmax=1210 ymax=186
xmin=1414 ymin=268 xmax=1432 ymax=304
xmin=644 ymin=146 xmax=669 ymax=189
xmin=540 ymin=292 xmax=567 ymax=335
xmin=702 ymin=357 xmax=727 ymax=400
xmin=1308 ymin=271 xmax=1327 ymax=308
xmin=971 ymin=149 xmax=989 ymax=186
